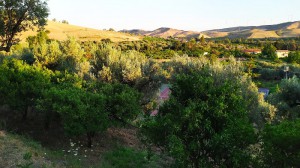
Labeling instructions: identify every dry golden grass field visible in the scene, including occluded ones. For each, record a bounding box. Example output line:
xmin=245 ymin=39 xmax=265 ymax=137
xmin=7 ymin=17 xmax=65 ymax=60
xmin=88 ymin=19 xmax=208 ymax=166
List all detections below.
xmin=18 ymin=21 xmax=141 ymax=42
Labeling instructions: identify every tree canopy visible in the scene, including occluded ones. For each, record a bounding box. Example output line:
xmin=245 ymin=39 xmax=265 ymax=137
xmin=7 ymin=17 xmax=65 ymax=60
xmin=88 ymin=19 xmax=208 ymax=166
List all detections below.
xmin=141 ymin=70 xmax=257 ymax=167
xmin=0 ymin=0 xmax=49 ymax=52
xmin=262 ymin=43 xmax=277 ymax=60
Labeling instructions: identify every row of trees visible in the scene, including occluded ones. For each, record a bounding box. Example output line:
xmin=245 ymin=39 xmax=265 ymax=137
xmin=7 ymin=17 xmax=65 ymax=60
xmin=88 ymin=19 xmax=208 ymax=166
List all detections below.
xmin=140 ymin=57 xmax=300 ymax=167
xmin=1 ymin=40 xmax=300 ymax=167
xmin=0 ymin=59 xmax=141 ymax=147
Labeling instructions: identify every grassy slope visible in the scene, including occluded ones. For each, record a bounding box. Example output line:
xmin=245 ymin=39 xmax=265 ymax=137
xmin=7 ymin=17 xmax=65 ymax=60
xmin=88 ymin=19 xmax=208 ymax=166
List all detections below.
xmin=0 ymin=131 xmax=64 ymax=168
xmin=0 ymin=130 xmax=168 ymax=168
xmin=18 ymin=21 xmax=141 ymax=42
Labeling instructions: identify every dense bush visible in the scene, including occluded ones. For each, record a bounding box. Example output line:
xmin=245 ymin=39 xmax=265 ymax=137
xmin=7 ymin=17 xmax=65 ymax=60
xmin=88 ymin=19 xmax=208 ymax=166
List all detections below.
xmin=268 ymin=77 xmax=300 ymax=121
xmin=259 ymin=68 xmax=282 ymax=80
xmin=287 ymin=51 xmax=300 ymax=64
xmin=141 ymin=70 xmax=257 ymax=167
xmin=262 ymin=119 xmax=300 ymax=168
xmin=0 ymin=59 xmax=52 ymax=120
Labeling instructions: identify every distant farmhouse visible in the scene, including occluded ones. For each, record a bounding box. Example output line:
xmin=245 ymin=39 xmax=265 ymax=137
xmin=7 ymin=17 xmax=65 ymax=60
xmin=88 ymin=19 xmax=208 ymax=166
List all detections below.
xmin=244 ymin=49 xmax=289 ymax=58
xmin=276 ymin=50 xmax=289 ymax=58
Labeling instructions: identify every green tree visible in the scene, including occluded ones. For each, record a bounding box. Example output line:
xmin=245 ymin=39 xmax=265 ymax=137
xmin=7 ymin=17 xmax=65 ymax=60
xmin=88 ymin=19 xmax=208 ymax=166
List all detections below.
xmin=0 ymin=59 xmax=51 ymax=120
xmin=42 ymin=86 xmax=108 ymax=148
xmin=287 ymin=51 xmax=300 ymax=64
xmin=140 ymin=71 xmax=257 ymax=167
xmin=262 ymin=119 xmax=300 ymax=168
xmin=97 ymin=83 xmax=141 ymax=125
xmin=262 ymin=43 xmax=277 ymax=60
xmin=200 ymin=35 xmax=205 ymax=44
xmin=0 ymin=0 xmax=49 ymax=52
xmin=36 ymin=71 xmax=83 ymax=129
xmin=60 ymin=37 xmax=85 ymax=73
xmin=268 ymin=77 xmax=300 ymax=121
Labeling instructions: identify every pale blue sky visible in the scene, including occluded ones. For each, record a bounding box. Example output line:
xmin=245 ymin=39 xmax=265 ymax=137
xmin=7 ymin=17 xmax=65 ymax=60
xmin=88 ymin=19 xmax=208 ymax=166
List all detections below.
xmin=48 ymin=0 xmax=300 ymax=31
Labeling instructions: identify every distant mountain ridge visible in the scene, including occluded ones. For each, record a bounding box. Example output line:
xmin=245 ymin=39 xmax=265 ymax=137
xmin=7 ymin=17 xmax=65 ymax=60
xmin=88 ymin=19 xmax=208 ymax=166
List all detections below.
xmin=203 ymin=21 xmax=300 ymax=39
xmin=122 ymin=21 xmax=300 ymax=39
xmin=121 ymin=27 xmax=209 ymax=39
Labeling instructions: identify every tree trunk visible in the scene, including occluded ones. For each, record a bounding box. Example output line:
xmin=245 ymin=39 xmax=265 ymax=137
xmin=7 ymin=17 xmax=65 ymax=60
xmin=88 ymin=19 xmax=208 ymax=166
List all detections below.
xmin=87 ymin=132 xmax=93 ymax=148
xmin=44 ymin=118 xmax=50 ymax=130
xmin=22 ymin=107 xmax=28 ymax=121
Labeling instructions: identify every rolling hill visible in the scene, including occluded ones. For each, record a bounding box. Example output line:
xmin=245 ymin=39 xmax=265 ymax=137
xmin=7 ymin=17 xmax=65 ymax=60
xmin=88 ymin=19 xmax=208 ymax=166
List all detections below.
xmin=122 ymin=21 xmax=300 ymax=39
xmin=18 ymin=21 xmax=141 ymax=42
xmin=203 ymin=21 xmax=300 ymax=39
xmin=121 ymin=27 xmax=209 ymax=39
xmin=18 ymin=20 xmax=300 ymax=42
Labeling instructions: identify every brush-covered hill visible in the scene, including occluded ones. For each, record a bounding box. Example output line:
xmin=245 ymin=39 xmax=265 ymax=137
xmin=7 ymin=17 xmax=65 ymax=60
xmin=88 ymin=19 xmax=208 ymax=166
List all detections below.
xmin=19 ymin=21 xmax=141 ymax=42
xmin=203 ymin=21 xmax=300 ymax=39
xmin=121 ymin=27 xmax=210 ymax=39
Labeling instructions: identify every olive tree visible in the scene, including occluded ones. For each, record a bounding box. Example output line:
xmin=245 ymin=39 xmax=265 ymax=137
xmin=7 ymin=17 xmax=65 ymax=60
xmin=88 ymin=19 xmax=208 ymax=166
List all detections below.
xmin=0 ymin=0 xmax=49 ymax=52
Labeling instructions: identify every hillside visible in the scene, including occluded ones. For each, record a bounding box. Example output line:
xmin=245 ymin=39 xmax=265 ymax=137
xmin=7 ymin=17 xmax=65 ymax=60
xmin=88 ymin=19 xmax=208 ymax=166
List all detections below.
xmin=122 ymin=21 xmax=300 ymax=39
xmin=18 ymin=21 xmax=141 ymax=42
xmin=121 ymin=27 xmax=210 ymax=39
xmin=203 ymin=21 xmax=300 ymax=39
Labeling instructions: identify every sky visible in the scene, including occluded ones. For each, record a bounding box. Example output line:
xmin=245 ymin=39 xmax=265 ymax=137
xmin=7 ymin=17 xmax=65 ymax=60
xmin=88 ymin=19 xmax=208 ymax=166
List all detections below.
xmin=48 ymin=0 xmax=300 ymax=31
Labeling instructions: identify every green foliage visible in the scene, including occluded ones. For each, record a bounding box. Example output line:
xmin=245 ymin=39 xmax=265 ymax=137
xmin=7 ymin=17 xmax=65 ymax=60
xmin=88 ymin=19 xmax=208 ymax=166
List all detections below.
xmin=0 ymin=59 xmax=52 ymax=119
xmin=141 ymin=70 xmax=257 ymax=167
xmin=0 ymin=0 xmax=49 ymax=52
xmin=262 ymin=43 xmax=277 ymax=60
xmin=259 ymin=68 xmax=281 ymax=80
xmin=38 ymin=85 xmax=108 ymax=147
xmin=96 ymin=83 xmax=141 ymax=125
xmin=90 ymin=44 xmax=147 ymax=85
xmin=262 ymin=119 xmax=300 ymax=168
xmin=268 ymin=77 xmax=300 ymax=121
xmin=287 ymin=51 xmax=300 ymax=64
xmin=16 ymin=152 xmax=33 ymax=168
xmin=37 ymin=80 xmax=141 ymax=147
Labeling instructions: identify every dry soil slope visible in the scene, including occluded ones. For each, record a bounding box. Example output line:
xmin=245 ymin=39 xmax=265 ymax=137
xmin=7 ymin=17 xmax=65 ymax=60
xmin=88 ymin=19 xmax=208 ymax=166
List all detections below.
xmin=19 ymin=21 xmax=141 ymax=42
